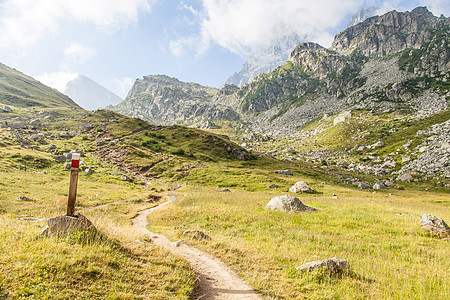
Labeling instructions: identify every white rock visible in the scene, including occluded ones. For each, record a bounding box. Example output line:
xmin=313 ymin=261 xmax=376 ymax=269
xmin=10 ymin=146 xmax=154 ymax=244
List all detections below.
xmin=265 ymin=195 xmax=316 ymax=212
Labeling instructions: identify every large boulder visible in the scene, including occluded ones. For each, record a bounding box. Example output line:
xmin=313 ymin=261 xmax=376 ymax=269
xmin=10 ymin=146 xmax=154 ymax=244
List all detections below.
xmin=297 ymin=257 xmax=350 ymax=274
xmin=40 ymin=212 xmax=95 ymax=237
xmin=419 ymin=214 xmax=450 ymax=235
xmin=265 ymin=195 xmax=316 ymax=212
xmin=289 ymin=181 xmax=315 ymax=193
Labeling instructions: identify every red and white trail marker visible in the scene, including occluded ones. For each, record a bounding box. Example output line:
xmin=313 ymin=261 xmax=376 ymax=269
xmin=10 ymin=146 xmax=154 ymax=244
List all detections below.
xmin=67 ymin=153 xmax=80 ymax=216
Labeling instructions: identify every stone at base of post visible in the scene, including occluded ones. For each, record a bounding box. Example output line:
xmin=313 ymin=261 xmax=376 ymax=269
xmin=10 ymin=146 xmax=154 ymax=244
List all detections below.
xmin=40 ymin=212 xmax=96 ymax=237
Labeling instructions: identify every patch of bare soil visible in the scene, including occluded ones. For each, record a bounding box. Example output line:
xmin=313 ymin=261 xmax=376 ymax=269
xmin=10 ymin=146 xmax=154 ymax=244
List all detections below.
xmin=131 ymin=195 xmax=262 ymax=300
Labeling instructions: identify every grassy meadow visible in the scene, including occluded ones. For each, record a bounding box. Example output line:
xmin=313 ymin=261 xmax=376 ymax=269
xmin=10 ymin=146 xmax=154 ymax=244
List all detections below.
xmin=0 ymin=168 xmax=195 ymax=299
xmin=0 ymin=105 xmax=448 ymax=299
xmin=150 ymin=184 xmax=450 ymax=299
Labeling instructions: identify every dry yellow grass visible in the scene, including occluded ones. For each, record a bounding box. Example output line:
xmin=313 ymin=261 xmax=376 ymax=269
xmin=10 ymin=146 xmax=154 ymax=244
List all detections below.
xmin=150 ymin=185 xmax=450 ymax=299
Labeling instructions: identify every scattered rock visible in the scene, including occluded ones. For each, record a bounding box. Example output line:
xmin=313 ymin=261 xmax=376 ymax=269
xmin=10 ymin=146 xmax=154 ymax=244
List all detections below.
xmin=275 ymin=169 xmax=293 ymax=176
xmin=396 ymin=173 xmax=413 ymax=182
xmin=265 ymin=195 xmax=317 ymax=212
xmin=79 ymin=123 xmax=94 ymax=130
xmin=29 ymin=133 xmax=45 ymax=142
xmin=219 ymin=188 xmax=231 ymax=192
xmin=182 ymin=230 xmax=211 ymax=240
xmin=53 ymin=154 xmax=68 ymax=162
xmin=47 ymin=144 xmax=57 ymax=150
xmin=15 ymin=196 xmax=35 ymax=202
xmin=402 ymin=155 xmax=412 ymax=163
xmin=352 ymin=144 xmax=367 ymax=152
xmin=172 ymin=240 xmax=184 ymax=247
xmin=384 ymin=180 xmax=394 ymax=187
xmin=419 ymin=214 xmax=450 ymax=235
xmin=64 ymin=162 xmax=71 ymax=170
xmin=58 ymin=132 xmax=72 ymax=139
xmin=3 ymin=106 xmax=12 ymax=113
xmin=358 ymin=182 xmax=372 ymax=189
xmin=297 ymin=257 xmax=350 ymax=274
xmin=373 ymin=182 xmax=387 ymax=190
xmin=369 ymin=141 xmax=385 ymax=148
xmin=267 ymin=184 xmax=279 ymax=188
xmin=40 ymin=212 xmax=96 ymax=237
xmin=29 ymin=119 xmax=41 ymax=129
xmin=120 ymin=175 xmax=132 ymax=182
xmin=333 ymin=111 xmax=352 ymax=125
xmin=289 ymin=181 xmax=315 ymax=193
xmin=84 ymin=168 xmax=94 ymax=174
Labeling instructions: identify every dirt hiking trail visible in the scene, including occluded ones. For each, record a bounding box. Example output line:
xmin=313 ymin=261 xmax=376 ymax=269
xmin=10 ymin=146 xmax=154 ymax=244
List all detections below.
xmin=131 ymin=194 xmax=262 ymax=300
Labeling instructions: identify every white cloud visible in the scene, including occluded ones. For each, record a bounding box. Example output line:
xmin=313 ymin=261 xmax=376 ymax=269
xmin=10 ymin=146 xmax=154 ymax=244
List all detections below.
xmin=0 ymin=0 xmax=153 ymax=49
xmin=35 ymin=71 xmax=79 ymax=93
xmin=112 ymin=77 xmax=135 ymax=98
xmin=62 ymin=43 xmax=97 ymax=69
xmin=173 ymin=0 xmax=364 ymax=56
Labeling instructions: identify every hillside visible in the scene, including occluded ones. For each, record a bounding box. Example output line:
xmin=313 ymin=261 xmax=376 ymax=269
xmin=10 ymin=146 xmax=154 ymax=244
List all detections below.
xmin=0 ymin=63 xmax=79 ymax=109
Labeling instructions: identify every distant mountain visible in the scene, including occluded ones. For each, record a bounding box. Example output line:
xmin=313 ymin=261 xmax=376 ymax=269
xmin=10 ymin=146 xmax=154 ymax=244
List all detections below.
xmin=347 ymin=7 xmax=378 ymax=27
xmin=225 ymin=34 xmax=303 ymax=87
xmin=64 ymin=75 xmax=123 ymax=111
xmin=0 ymin=62 xmax=78 ymax=108
xmin=111 ymin=7 xmax=450 ymax=180
xmin=114 ymin=7 xmax=449 ymax=135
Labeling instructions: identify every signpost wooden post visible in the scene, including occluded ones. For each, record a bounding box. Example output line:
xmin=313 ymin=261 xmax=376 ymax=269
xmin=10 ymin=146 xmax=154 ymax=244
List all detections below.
xmin=67 ymin=153 xmax=80 ymax=217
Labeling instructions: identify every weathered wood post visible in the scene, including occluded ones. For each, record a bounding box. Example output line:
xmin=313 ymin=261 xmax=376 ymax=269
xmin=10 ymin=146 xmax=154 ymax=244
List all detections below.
xmin=67 ymin=153 xmax=80 ymax=216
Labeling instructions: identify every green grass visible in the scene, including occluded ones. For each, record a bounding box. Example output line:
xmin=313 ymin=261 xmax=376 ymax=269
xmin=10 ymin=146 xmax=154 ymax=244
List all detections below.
xmin=151 ymin=185 xmax=450 ymax=299
xmin=0 ymin=62 xmax=78 ymax=108
xmin=0 ymin=166 xmax=196 ymax=299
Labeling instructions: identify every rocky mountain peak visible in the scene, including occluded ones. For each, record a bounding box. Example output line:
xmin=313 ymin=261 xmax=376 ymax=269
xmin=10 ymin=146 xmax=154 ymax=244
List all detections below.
xmin=331 ymin=6 xmax=441 ymax=57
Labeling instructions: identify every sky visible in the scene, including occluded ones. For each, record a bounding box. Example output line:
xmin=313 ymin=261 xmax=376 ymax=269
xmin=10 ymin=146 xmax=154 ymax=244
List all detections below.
xmin=0 ymin=0 xmax=449 ymax=102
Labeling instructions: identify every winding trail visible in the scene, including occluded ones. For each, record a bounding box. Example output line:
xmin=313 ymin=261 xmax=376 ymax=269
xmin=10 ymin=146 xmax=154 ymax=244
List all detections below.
xmin=131 ymin=195 xmax=262 ymax=300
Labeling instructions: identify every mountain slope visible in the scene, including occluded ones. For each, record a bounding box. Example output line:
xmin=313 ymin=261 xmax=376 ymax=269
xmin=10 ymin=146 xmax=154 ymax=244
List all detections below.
xmin=64 ymin=74 xmax=123 ymax=110
xmin=111 ymin=7 xmax=449 ymax=182
xmin=115 ymin=7 xmax=449 ymax=134
xmin=0 ymin=62 xmax=78 ymax=108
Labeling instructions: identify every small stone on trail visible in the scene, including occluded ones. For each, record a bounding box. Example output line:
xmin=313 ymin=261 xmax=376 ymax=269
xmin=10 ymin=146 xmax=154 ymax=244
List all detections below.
xmin=265 ymin=195 xmax=317 ymax=212
xmin=267 ymin=184 xmax=279 ymax=188
xmin=182 ymin=230 xmax=211 ymax=240
xmin=219 ymin=188 xmax=231 ymax=192
xmin=297 ymin=257 xmax=350 ymax=274
xmin=172 ymin=240 xmax=184 ymax=247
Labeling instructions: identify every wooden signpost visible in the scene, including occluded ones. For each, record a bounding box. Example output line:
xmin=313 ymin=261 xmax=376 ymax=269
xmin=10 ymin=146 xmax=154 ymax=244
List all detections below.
xmin=67 ymin=153 xmax=80 ymax=216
